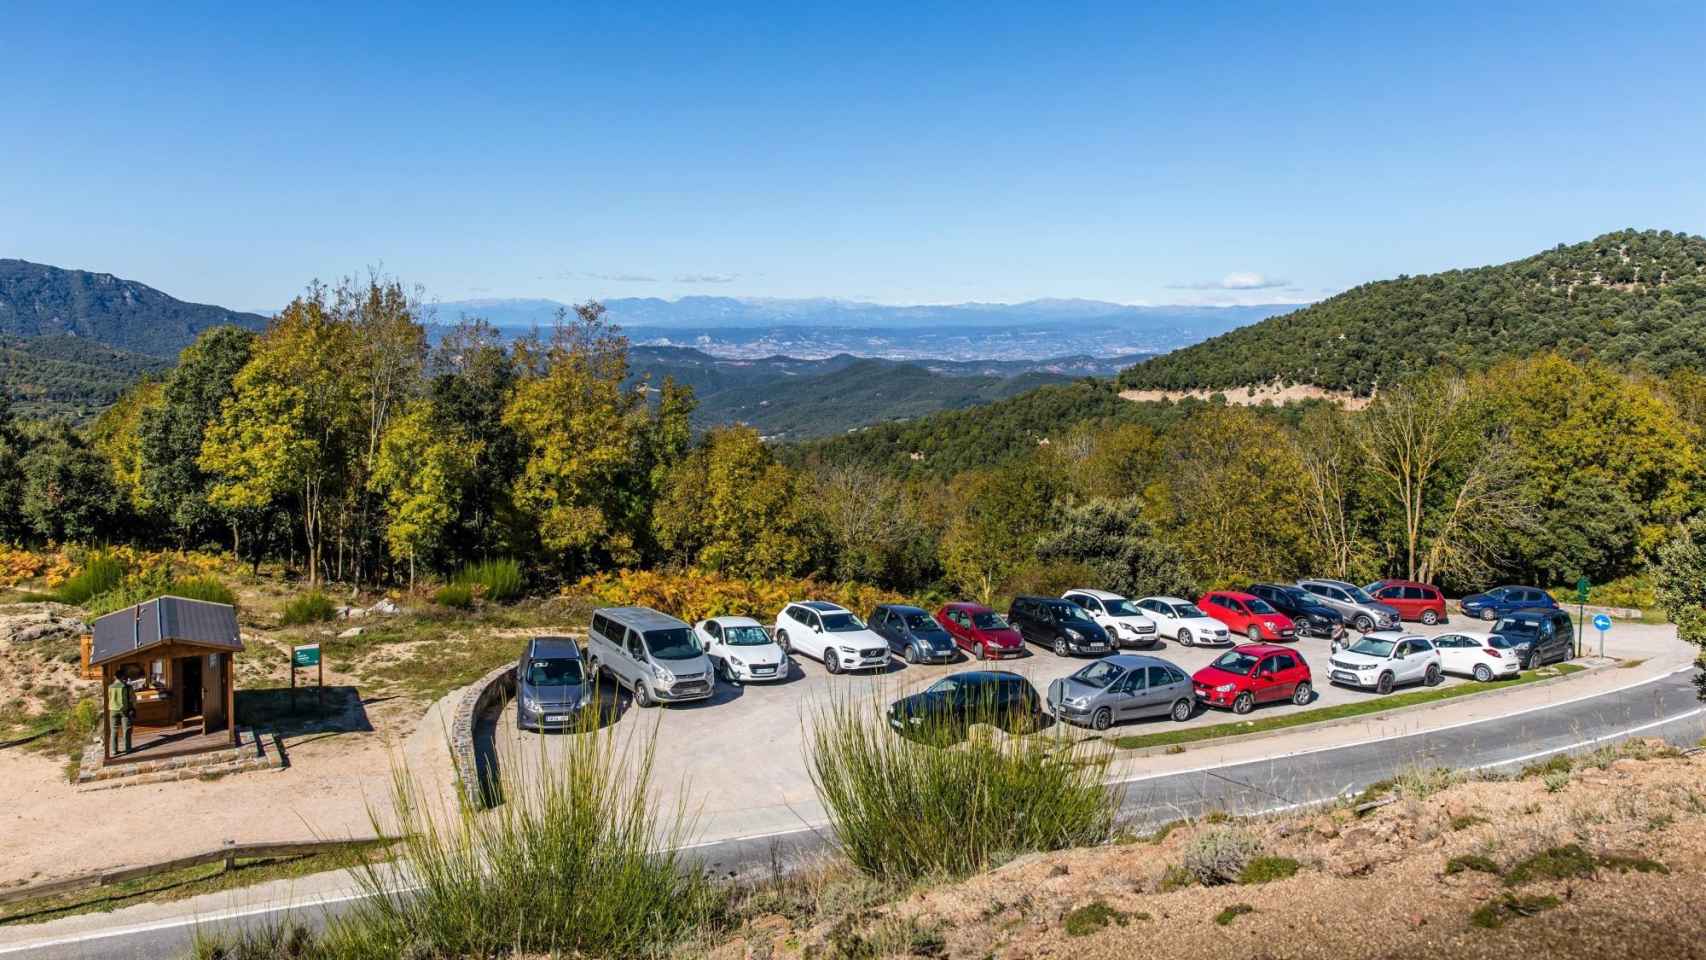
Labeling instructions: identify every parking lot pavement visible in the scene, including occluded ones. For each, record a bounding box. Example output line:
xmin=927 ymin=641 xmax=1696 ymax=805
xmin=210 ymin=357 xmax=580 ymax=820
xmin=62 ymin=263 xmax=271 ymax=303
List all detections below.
xmin=494 ymin=613 xmax=1690 ymax=845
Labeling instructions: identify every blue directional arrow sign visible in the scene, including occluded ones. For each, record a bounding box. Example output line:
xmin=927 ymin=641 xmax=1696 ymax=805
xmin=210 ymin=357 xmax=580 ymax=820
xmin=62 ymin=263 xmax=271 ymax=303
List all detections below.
xmin=1591 ymin=613 xmax=1612 ymax=632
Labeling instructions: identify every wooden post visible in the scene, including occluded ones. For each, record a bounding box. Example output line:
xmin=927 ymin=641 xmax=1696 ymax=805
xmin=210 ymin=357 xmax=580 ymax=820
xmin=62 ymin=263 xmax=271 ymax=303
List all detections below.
xmin=226 ymin=654 xmax=236 ymax=746
xmin=101 ymin=663 xmax=111 ymax=765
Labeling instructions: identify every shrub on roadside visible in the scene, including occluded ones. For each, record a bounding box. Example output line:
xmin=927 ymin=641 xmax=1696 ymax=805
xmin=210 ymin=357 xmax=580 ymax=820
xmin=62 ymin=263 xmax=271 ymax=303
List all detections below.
xmin=54 ymin=552 xmax=127 ymax=605
xmin=433 ymin=583 xmax=474 ymax=609
xmin=1181 ymin=826 xmax=1263 ymax=886
xmin=454 ymin=557 xmax=524 ymax=603
xmin=806 ymin=690 xmax=1116 ymax=882
xmin=281 ymin=591 xmax=336 ymax=626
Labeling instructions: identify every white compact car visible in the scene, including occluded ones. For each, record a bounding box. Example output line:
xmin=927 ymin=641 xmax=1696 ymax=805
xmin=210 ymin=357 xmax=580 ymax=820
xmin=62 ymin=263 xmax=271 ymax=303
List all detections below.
xmin=1062 ymin=589 xmax=1160 ymax=648
xmin=1326 ymin=631 xmax=1442 ymax=693
xmin=1134 ymin=596 xmax=1232 ymax=647
xmin=773 ymin=601 xmax=891 ymax=674
xmin=1430 ymin=630 xmax=1521 ymax=682
xmin=695 ymin=615 xmax=789 ymax=684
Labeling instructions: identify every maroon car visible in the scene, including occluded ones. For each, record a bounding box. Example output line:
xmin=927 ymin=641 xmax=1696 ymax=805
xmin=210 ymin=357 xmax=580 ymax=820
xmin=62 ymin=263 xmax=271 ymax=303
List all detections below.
xmin=935 ymin=602 xmax=1026 ymax=660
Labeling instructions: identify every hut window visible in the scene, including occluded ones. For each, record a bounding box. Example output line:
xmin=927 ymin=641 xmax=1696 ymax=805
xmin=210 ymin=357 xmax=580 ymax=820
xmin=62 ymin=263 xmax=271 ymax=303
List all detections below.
xmin=150 ymin=659 xmax=164 ymax=684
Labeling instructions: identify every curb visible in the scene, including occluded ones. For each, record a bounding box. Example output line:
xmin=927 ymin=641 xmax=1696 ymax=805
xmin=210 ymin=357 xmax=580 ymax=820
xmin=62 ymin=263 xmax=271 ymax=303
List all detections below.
xmin=449 ymin=662 xmax=516 ymax=809
xmin=1108 ymin=659 xmax=1617 ymax=760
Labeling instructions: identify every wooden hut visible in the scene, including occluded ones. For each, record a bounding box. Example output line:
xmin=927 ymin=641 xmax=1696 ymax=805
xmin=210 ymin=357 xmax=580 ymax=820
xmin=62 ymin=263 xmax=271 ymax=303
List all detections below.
xmin=89 ymin=596 xmax=244 ymax=764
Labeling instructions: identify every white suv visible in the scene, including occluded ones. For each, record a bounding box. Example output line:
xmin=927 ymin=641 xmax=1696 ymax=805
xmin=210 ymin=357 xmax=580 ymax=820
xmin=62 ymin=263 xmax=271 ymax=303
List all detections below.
xmin=1326 ymin=631 xmax=1442 ymax=693
xmin=774 ymin=601 xmax=890 ymax=674
xmin=1062 ymin=589 xmax=1159 ymax=649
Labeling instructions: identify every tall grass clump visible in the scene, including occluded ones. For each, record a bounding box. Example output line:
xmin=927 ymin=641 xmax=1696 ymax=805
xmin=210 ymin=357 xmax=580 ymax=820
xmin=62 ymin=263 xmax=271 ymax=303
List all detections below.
xmin=455 ymin=557 xmax=524 ymax=603
xmin=807 ymin=688 xmax=1116 ymax=882
xmin=433 ymin=582 xmax=474 ymax=609
xmin=314 ymin=707 xmax=709 ymax=959
xmin=280 ymin=590 xmax=336 ymax=626
xmin=54 ymin=553 xmax=127 ymax=605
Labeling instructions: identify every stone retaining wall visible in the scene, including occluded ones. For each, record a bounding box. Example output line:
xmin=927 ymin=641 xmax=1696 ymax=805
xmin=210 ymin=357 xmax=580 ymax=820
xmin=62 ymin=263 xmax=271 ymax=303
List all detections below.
xmin=451 ymin=662 xmax=516 ymax=808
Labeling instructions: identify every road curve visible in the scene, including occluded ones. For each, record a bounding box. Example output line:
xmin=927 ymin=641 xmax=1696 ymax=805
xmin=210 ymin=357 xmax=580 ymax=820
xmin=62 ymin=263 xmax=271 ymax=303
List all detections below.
xmin=4 ymin=666 xmax=1700 ymax=960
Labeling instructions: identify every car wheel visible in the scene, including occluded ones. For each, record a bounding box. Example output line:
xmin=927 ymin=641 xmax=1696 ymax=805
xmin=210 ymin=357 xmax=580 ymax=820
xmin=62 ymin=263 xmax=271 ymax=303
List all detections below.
xmin=1355 ymin=614 xmax=1374 ymax=633
xmin=1246 ymin=625 xmax=1262 ymax=643
xmin=1424 ymin=663 xmax=1442 ymax=686
xmin=1177 ymin=629 xmax=1192 ymax=647
xmin=1291 ymin=681 xmax=1312 ymax=705
xmin=824 ymin=650 xmax=842 ymax=675
xmin=1376 ymin=671 xmax=1394 ymax=695
xmin=1232 ymin=692 xmax=1255 ymax=715
xmin=1421 ymin=609 xmax=1440 ymax=625
xmin=1091 ymin=707 xmax=1113 ymax=731
xmin=776 ymin=630 xmax=791 ymax=653
xmin=905 ymin=645 xmax=919 ymax=665
xmin=1523 ymin=652 xmax=1537 ymax=671
xmin=1481 ymin=608 xmax=1498 ymax=622
xmin=1171 ymin=698 xmax=1193 ymax=722
xmin=974 ymin=642 xmax=986 ymax=661
xmin=1053 ymin=637 xmax=1068 ymax=657
xmin=633 ymin=680 xmax=654 ymax=708
xmin=1473 ymin=663 xmax=1493 ymax=682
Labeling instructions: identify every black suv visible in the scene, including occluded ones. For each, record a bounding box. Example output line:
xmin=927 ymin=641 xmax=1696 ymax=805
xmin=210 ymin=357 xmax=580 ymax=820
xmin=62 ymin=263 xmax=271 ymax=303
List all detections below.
xmin=1490 ymin=608 xmax=1576 ymax=669
xmin=1008 ymin=596 xmax=1112 ymax=657
xmin=887 ymin=670 xmax=1042 ymax=741
xmin=1247 ymin=583 xmax=1345 ymax=640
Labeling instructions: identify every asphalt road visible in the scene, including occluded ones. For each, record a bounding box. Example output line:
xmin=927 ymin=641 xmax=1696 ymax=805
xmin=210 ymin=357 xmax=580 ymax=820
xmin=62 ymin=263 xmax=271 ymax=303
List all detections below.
xmin=5 ymin=664 xmax=1699 ymax=960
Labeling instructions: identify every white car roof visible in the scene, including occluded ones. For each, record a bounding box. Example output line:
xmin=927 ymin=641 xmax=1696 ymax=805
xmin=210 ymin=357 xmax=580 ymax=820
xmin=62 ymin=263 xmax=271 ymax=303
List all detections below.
xmin=1440 ymin=629 xmax=1493 ymax=642
xmin=1065 ymin=588 xmax=1124 ymax=600
xmin=705 ymin=615 xmax=763 ymax=628
xmin=788 ymin=600 xmax=849 ymax=613
xmin=1142 ymin=596 xmax=1192 ymax=606
xmin=1359 ymin=630 xmax=1425 ymax=642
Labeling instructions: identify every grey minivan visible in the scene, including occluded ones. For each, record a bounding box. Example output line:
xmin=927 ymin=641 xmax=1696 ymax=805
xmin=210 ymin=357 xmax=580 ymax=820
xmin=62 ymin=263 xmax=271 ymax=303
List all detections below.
xmin=515 ymin=636 xmax=591 ymax=731
xmin=1046 ymin=654 xmax=1195 ymax=730
xmin=587 ymin=607 xmax=714 ymax=707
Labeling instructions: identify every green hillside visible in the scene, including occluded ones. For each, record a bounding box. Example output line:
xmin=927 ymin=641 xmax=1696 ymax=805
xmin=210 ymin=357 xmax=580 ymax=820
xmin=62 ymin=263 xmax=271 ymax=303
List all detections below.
xmin=1118 ymin=229 xmax=1706 ymax=395
xmin=0 ymin=334 xmax=170 ymax=420
xmin=0 ymin=259 xmax=267 ymax=358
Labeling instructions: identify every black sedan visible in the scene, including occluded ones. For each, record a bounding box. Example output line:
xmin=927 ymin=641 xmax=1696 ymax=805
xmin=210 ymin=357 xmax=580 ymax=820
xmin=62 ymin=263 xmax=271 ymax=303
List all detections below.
xmin=887 ymin=670 xmax=1042 ymax=742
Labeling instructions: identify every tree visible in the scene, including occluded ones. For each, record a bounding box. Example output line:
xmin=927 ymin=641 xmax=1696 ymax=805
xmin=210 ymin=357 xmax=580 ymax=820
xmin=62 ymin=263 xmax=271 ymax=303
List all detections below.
xmin=20 ymin=428 xmax=123 ymax=542
xmin=811 ymin=462 xmax=936 ymax=586
xmin=1654 ymin=518 xmax=1706 ymax=668
xmin=1293 ymin=404 xmax=1371 ymax=580
xmin=88 ymin=379 xmax=163 ymax=515
xmin=940 ymin=461 xmax=1059 ymax=604
xmin=345 ymin=276 xmax=427 ymax=580
xmin=370 ymin=399 xmax=483 ymax=586
xmin=201 ymin=289 xmax=362 ymax=585
xmin=654 ymin=427 xmax=814 ymax=578
xmin=1035 ymin=497 xmax=1192 ymax=598
xmin=429 ymin=319 xmax=528 ymax=563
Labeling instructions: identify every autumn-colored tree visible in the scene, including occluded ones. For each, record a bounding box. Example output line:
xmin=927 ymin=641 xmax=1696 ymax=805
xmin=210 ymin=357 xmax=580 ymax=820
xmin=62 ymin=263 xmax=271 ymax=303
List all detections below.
xmin=201 ymin=288 xmax=363 ymax=585
xmin=940 ymin=460 xmax=1059 ymax=605
xmin=370 ymin=398 xmax=483 ymax=587
xmin=654 ymin=427 xmax=814 ymax=578
xmin=89 ymin=378 xmax=163 ymax=513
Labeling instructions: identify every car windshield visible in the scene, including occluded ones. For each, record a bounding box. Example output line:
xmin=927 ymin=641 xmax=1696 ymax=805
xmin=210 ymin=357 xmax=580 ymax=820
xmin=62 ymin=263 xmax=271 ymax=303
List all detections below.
xmin=821 ymin=612 xmax=867 ymax=632
xmin=972 ymin=612 xmax=1009 ymax=630
xmin=645 ymin=628 xmax=703 ymax=660
xmin=1212 ymin=651 xmax=1260 ymax=673
xmin=526 ymin=658 xmax=584 ymax=686
xmin=1494 ymin=615 xmax=1541 ymax=635
xmin=1345 ymin=585 xmax=1377 ymax=604
xmin=1247 ymin=598 xmax=1278 ymax=614
xmin=904 ymin=613 xmax=943 ymax=632
xmin=1075 ymin=661 xmax=1123 ymax=689
xmin=1177 ymin=603 xmax=1208 ymax=618
xmin=724 ymin=625 xmax=770 ymax=646
xmin=1349 ymin=637 xmax=1396 ymax=657
xmin=1104 ymin=599 xmax=1141 ymax=616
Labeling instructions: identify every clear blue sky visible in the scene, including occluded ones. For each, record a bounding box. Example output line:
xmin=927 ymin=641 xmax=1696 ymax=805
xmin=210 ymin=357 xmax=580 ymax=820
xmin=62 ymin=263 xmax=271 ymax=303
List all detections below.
xmin=3 ymin=1 xmax=1702 ymax=311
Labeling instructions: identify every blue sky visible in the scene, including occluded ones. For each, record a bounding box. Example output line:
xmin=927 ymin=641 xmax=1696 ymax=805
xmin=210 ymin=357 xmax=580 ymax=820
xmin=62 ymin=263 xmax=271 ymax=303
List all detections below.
xmin=2 ymin=1 xmax=1702 ymax=310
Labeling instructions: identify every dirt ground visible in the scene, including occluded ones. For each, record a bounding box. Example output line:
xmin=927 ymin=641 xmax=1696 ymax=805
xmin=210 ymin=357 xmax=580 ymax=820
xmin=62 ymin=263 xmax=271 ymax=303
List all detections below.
xmin=714 ymin=743 xmax=1706 ymax=960
xmin=1120 ymin=383 xmax=1371 ymax=409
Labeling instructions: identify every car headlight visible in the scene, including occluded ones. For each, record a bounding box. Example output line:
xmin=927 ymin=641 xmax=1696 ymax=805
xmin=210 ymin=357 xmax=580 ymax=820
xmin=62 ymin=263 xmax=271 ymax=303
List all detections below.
xmin=1065 ymin=695 xmax=1089 ymax=708
xmin=729 ymin=655 xmax=744 ymax=667
xmin=1264 ymin=621 xmax=1276 ymax=631
xmin=652 ymin=664 xmax=674 ymax=684
xmin=1215 ymin=683 xmax=1237 ymax=693
xmin=838 ymin=644 xmax=858 ymax=654
xmin=522 ymin=695 xmax=541 ymax=712
xmin=1358 ymin=663 xmax=1379 ymax=671
xmin=1066 ymin=628 xmax=1082 ymax=640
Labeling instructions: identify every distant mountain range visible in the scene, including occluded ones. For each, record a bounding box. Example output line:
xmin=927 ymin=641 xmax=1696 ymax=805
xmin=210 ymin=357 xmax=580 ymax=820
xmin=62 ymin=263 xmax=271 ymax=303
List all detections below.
xmin=0 ymin=259 xmax=266 ymax=358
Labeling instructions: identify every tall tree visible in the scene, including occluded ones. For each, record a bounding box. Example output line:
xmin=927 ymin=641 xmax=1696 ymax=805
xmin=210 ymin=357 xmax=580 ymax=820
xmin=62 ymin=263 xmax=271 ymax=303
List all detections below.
xmin=344 ymin=276 xmax=427 ymax=580
xmin=940 ymin=460 xmax=1059 ymax=604
xmin=654 ymin=427 xmax=814 ymax=578
xmin=1036 ymin=497 xmax=1193 ymax=599
xmin=370 ymin=398 xmax=482 ymax=586
xmin=20 ymin=426 xmax=123 ymax=542
xmin=1293 ymin=404 xmax=1370 ymax=581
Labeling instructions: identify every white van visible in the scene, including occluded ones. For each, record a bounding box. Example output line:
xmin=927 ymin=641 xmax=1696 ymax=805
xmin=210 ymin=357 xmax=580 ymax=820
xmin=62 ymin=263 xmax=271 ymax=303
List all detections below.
xmin=587 ymin=607 xmax=714 ymax=707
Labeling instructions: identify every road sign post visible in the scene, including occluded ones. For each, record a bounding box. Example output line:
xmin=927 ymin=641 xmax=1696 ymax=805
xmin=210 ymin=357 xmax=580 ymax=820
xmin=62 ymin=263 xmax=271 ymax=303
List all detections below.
xmin=1575 ymin=577 xmax=1590 ymax=658
xmin=291 ymin=643 xmax=323 ymax=714
xmin=1591 ymin=613 xmax=1611 ymax=660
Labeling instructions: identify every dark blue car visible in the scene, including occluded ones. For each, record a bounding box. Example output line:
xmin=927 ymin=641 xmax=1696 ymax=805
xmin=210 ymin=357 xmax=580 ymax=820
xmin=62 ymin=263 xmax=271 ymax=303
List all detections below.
xmin=870 ymin=604 xmax=960 ymax=664
xmin=1459 ymin=585 xmax=1557 ymax=622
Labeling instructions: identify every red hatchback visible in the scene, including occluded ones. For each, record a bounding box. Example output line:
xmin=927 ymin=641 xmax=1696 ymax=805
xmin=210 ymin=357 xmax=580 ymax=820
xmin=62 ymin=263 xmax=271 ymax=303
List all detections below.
xmin=1366 ymin=580 xmax=1449 ymax=625
xmin=935 ymin=603 xmax=1026 ymax=660
xmin=1198 ymin=591 xmax=1297 ymax=642
xmin=1192 ymin=644 xmax=1313 ymax=715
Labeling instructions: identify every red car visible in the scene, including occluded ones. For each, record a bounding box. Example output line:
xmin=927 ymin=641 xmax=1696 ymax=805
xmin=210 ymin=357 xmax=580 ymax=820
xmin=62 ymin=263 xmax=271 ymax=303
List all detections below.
xmin=935 ymin=602 xmax=1026 ymax=660
xmin=1192 ymin=644 xmax=1313 ymax=715
xmin=1197 ymin=591 xmax=1297 ymax=642
xmin=1365 ymin=580 xmax=1449 ymax=625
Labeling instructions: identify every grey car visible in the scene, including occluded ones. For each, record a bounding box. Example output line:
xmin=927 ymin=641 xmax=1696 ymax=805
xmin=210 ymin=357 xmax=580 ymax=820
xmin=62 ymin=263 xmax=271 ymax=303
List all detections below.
xmin=870 ymin=604 xmax=960 ymax=664
xmin=1297 ymin=579 xmax=1400 ymax=635
xmin=515 ymin=636 xmax=592 ymax=731
xmin=1046 ymin=654 xmax=1195 ymax=731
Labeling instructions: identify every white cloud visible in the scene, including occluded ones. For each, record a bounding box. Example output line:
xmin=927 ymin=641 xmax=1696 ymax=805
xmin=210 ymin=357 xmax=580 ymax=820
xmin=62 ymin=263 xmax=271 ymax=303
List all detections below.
xmin=1167 ymin=272 xmax=1292 ymax=291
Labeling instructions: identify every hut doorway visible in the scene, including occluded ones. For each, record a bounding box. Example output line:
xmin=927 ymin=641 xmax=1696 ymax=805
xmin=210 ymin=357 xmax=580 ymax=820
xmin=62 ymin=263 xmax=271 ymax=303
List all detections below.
xmin=179 ymin=655 xmax=204 ymax=722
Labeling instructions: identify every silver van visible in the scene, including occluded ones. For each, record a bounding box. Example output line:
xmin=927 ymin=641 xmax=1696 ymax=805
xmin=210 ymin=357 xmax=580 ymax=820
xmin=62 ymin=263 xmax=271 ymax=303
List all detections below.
xmin=587 ymin=607 xmax=714 ymax=707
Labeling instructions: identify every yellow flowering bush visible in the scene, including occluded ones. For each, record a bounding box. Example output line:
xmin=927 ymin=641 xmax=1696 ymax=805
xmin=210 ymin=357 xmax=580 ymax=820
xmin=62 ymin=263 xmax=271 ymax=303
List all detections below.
xmin=569 ymin=568 xmax=917 ymax=623
xmin=0 ymin=545 xmax=50 ymax=587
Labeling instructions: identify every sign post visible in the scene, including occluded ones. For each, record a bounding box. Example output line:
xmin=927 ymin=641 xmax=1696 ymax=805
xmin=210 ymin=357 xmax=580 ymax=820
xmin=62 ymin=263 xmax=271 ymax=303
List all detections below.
xmin=1574 ymin=577 xmax=1590 ymax=658
xmin=291 ymin=643 xmax=323 ymax=713
xmin=1592 ymin=613 xmax=1611 ymax=661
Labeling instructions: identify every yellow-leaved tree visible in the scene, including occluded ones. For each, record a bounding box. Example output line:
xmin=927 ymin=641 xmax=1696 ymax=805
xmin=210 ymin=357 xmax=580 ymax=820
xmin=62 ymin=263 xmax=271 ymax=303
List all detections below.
xmin=370 ymin=398 xmax=483 ymax=587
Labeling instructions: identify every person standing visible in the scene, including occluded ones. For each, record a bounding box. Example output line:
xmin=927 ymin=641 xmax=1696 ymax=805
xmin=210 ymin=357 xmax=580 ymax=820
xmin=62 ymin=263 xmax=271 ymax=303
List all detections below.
xmin=107 ymin=672 xmax=134 ymax=756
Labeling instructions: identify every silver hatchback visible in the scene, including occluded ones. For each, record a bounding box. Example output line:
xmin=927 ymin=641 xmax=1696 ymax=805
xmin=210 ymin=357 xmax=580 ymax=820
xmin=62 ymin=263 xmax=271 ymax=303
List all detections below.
xmin=1046 ymin=654 xmax=1195 ymax=731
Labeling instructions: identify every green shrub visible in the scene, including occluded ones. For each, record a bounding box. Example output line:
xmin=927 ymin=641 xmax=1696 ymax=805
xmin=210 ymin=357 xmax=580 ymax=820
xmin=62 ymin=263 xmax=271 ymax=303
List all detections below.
xmin=55 ymin=553 xmax=127 ymax=606
xmin=806 ymin=690 xmax=1116 ymax=882
xmin=1181 ymin=827 xmax=1263 ymax=886
xmin=171 ymin=576 xmax=236 ymax=606
xmin=1445 ymin=854 xmax=1501 ymax=876
xmin=454 ymin=558 xmax=524 ymax=603
xmin=1063 ymin=900 xmax=1129 ymax=936
xmin=1542 ymin=770 xmax=1570 ymax=793
xmin=1519 ymin=754 xmax=1573 ymax=780
xmin=1503 ymin=844 xmax=1598 ymax=886
xmin=1470 ymin=893 xmax=1559 ymax=929
xmin=1238 ymin=855 xmax=1300 ymax=884
xmin=433 ymin=583 xmax=474 ymax=609
xmin=85 ymin=572 xmax=236 ymax=618
xmin=280 ymin=591 xmax=336 ymax=626
xmin=1213 ymin=903 xmax=1255 ymax=926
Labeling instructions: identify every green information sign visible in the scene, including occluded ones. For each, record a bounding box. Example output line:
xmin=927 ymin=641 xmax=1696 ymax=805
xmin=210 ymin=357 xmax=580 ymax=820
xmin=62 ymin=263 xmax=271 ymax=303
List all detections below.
xmin=292 ymin=644 xmax=321 ymax=668
xmin=1575 ymin=576 xmax=1590 ymax=603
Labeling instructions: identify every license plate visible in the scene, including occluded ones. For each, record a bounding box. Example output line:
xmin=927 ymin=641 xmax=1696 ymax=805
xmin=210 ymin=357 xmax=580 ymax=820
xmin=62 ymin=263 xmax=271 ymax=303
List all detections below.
xmin=544 ymin=715 xmax=568 ymax=723
xmin=1281 ymin=629 xmax=1295 ymax=637
xmin=1331 ymin=671 xmax=1358 ymax=684
xmin=752 ymin=666 xmax=775 ymax=676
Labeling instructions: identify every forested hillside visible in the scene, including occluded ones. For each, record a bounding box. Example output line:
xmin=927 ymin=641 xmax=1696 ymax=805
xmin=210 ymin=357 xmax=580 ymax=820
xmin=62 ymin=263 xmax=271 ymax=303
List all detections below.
xmin=0 ymin=259 xmax=266 ymax=357
xmin=0 ymin=335 xmax=170 ymax=420
xmin=1119 ymin=229 xmax=1706 ymax=394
